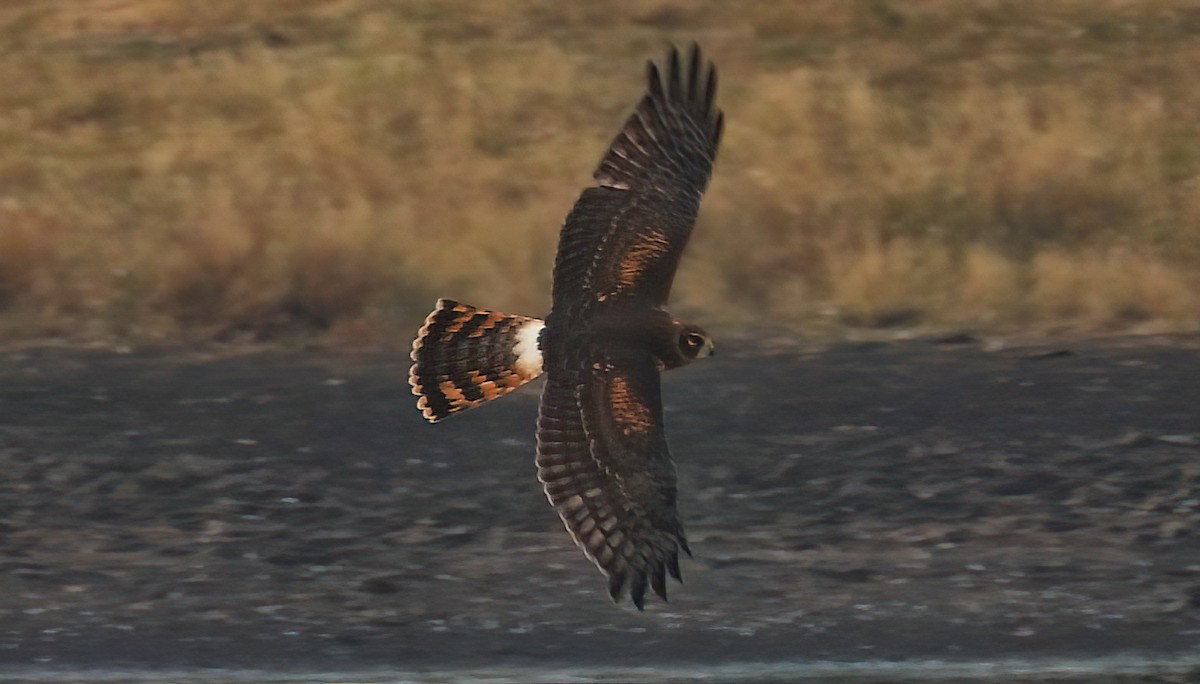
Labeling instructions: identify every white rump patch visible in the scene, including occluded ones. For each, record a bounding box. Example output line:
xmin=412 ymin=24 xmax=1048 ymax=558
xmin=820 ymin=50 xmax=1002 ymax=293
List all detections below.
xmin=514 ymin=319 xmax=545 ymax=378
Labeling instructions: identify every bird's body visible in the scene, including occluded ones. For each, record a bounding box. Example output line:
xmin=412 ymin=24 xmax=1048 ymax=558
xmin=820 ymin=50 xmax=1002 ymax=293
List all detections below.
xmin=410 ymin=45 xmax=723 ymax=609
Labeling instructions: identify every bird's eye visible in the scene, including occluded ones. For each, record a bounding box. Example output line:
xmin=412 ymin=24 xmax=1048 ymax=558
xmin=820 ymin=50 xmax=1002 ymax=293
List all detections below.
xmin=679 ymin=330 xmax=713 ymax=360
xmin=684 ymin=332 xmax=705 ymax=348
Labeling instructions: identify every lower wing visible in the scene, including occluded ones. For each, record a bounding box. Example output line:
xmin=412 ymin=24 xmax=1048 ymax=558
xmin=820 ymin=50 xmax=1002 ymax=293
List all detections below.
xmin=535 ymin=350 xmax=688 ymax=609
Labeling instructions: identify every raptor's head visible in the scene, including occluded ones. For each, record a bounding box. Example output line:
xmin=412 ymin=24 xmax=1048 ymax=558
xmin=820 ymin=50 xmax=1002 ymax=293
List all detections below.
xmin=673 ymin=323 xmax=714 ymax=366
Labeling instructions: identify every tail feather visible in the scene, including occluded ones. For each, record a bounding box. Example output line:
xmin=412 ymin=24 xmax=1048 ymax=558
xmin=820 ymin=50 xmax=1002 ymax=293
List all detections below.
xmin=409 ymin=299 xmax=544 ymax=422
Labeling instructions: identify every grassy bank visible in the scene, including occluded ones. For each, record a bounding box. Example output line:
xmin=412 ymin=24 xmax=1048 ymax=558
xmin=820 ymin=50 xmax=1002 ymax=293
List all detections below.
xmin=1 ymin=0 xmax=1198 ymax=343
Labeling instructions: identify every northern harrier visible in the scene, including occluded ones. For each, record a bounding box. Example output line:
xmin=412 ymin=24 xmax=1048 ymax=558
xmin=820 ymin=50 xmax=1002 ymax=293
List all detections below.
xmin=410 ymin=44 xmax=723 ymax=609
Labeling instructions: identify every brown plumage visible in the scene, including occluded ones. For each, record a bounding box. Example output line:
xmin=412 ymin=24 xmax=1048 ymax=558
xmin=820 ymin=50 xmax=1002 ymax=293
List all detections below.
xmin=409 ymin=299 xmax=543 ymax=422
xmin=410 ymin=44 xmax=722 ymax=609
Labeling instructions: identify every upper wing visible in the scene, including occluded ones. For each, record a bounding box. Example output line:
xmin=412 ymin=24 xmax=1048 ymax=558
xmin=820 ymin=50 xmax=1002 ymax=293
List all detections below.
xmin=535 ymin=350 xmax=689 ymax=609
xmin=550 ymin=44 xmax=723 ymax=324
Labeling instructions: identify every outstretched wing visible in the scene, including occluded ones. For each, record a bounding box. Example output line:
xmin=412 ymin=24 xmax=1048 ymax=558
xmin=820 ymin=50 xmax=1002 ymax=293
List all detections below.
xmin=535 ymin=350 xmax=688 ymax=609
xmin=551 ymin=44 xmax=723 ymax=324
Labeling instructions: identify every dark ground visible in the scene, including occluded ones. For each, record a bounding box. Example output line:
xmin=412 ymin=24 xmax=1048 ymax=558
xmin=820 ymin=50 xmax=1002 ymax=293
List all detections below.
xmin=0 ymin=332 xmax=1198 ymax=683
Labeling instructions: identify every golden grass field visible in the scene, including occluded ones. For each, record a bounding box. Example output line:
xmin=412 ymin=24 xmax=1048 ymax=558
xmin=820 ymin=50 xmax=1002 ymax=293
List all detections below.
xmin=1 ymin=0 xmax=1198 ymax=343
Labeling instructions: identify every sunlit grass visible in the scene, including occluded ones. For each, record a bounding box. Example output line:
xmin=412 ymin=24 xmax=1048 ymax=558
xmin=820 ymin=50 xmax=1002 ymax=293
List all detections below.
xmin=1 ymin=0 xmax=1198 ymax=343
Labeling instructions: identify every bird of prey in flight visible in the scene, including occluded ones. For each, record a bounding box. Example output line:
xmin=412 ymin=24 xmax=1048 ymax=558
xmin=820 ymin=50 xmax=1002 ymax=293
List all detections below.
xmin=410 ymin=44 xmax=723 ymax=610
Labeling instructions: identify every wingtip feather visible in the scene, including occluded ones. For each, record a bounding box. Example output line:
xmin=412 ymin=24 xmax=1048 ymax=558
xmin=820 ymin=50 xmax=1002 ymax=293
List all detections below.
xmin=686 ymin=43 xmax=701 ymax=101
xmin=608 ymin=571 xmax=626 ymax=603
xmin=630 ymin=572 xmax=648 ymax=611
xmin=646 ymin=61 xmax=663 ymax=98
xmin=667 ymin=47 xmax=683 ymax=100
xmin=650 ymin=560 xmax=668 ymax=601
xmin=592 ymin=42 xmax=721 ymax=190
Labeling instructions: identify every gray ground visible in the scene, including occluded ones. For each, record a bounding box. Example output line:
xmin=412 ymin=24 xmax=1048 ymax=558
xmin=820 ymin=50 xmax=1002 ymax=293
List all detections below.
xmin=0 ymin=333 xmax=1198 ymax=682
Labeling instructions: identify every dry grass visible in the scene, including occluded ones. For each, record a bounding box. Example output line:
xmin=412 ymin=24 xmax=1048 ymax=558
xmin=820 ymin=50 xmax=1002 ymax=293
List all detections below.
xmin=1 ymin=0 xmax=1198 ymax=343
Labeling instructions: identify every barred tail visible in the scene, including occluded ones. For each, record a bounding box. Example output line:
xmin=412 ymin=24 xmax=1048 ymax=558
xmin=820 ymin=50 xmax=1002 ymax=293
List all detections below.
xmin=409 ymin=299 xmax=545 ymax=422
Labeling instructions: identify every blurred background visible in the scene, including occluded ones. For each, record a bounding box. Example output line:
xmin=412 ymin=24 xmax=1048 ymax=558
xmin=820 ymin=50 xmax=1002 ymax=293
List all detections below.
xmin=1 ymin=0 xmax=1199 ymax=345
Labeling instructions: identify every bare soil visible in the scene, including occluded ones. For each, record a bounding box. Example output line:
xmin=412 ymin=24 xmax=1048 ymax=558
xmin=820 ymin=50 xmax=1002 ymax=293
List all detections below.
xmin=0 ymin=333 xmax=1198 ymax=681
